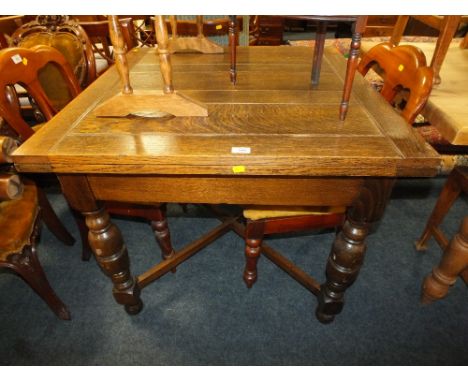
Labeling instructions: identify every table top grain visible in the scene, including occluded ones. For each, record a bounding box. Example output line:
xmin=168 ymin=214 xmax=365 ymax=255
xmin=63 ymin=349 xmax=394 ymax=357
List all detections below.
xmin=13 ymin=46 xmax=440 ymax=177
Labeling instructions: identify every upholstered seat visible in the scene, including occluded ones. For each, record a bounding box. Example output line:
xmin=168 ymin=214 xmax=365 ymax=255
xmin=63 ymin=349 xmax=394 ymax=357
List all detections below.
xmin=243 ymin=205 xmax=346 ymax=220
xmin=0 ymin=135 xmax=71 ymax=319
xmin=0 ymin=179 xmax=37 ymax=259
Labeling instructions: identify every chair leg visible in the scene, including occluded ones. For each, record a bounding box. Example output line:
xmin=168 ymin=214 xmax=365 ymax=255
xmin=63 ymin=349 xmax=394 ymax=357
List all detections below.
xmin=37 ymin=186 xmax=75 ymax=247
xmin=339 ymin=17 xmax=366 ymax=120
xmin=150 ymin=205 xmax=176 ymax=273
xmin=71 ymin=208 xmax=93 ymax=261
xmin=6 ymin=224 xmax=71 ymax=320
xmin=311 ymin=21 xmax=327 ymax=88
xmin=415 ymin=170 xmax=462 ymax=251
xmin=421 ymin=216 xmax=468 ymax=304
xmin=243 ymin=220 xmax=265 ymax=288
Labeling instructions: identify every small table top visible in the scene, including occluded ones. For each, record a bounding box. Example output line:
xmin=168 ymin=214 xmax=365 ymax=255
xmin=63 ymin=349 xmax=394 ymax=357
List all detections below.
xmin=13 ymin=46 xmax=440 ymax=178
xmin=421 ymin=42 xmax=468 ymax=145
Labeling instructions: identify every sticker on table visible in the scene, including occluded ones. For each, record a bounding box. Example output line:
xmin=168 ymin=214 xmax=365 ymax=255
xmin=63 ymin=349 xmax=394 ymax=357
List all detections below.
xmin=231 ymin=147 xmax=251 ymax=154
xmin=232 ymin=165 xmax=246 ymax=173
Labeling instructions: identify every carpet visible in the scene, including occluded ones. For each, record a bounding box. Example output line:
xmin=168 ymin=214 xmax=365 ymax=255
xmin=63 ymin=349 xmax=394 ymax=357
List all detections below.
xmin=0 ymin=177 xmax=467 ymax=365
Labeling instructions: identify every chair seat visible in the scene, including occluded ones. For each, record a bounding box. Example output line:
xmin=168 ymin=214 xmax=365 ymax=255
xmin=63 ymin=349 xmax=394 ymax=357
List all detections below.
xmin=243 ymin=205 xmax=346 ymax=221
xmin=0 ymin=180 xmax=38 ymax=259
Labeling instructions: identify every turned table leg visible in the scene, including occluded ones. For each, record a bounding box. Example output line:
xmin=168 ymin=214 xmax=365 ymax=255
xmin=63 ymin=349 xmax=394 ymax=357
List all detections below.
xmin=421 ymin=216 xmax=468 ymax=303
xmin=59 ymin=175 xmax=142 ymax=314
xmin=316 ymin=178 xmax=395 ymax=323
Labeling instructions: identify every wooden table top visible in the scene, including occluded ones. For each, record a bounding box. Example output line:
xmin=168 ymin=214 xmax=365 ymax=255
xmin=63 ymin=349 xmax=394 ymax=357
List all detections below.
xmin=13 ymin=46 xmax=440 ymax=178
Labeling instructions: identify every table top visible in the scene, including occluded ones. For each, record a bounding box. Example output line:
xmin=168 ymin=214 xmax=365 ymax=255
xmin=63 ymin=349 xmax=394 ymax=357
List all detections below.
xmin=421 ymin=42 xmax=468 ymax=145
xmin=13 ymin=46 xmax=440 ymax=178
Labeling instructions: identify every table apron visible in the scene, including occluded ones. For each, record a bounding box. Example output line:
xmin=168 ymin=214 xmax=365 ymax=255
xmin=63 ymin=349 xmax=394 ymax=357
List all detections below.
xmin=86 ymin=174 xmax=365 ymax=207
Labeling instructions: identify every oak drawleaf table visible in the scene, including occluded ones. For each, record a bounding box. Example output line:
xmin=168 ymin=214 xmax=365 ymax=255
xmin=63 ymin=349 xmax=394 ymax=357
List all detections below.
xmin=13 ymin=46 xmax=440 ymax=322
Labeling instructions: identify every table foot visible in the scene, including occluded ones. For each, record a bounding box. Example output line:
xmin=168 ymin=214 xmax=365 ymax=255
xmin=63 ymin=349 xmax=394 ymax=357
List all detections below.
xmin=316 ymin=220 xmax=368 ymax=322
xmin=124 ymin=299 xmax=144 ymax=315
xmin=315 ymin=306 xmax=335 ymax=324
xmin=316 ymin=178 xmax=394 ymax=322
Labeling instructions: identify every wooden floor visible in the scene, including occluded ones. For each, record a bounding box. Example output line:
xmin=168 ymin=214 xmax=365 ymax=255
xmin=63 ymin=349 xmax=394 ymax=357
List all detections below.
xmin=362 ymin=40 xmax=468 ymax=145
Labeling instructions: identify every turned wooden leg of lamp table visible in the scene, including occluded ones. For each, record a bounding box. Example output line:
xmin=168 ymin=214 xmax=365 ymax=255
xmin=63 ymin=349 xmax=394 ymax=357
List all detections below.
xmin=339 ymin=16 xmax=368 ymax=121
xmin=421 ymin=216 xmax=468 ymax=303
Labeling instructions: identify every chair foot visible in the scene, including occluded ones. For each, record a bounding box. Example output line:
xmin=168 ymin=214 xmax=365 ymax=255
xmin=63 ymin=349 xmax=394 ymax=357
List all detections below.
xmin=12 ymin=236 xmax=71 ymax=320
xmin=56 ymin=306 xmax=72 ymax=320
xmin=243 ymin=270 xmax=257 ymax=288
xmin=414 ymin=239 xmax=428 ymax=252
xmin=315 ymin=307 xmax=335 ymax=324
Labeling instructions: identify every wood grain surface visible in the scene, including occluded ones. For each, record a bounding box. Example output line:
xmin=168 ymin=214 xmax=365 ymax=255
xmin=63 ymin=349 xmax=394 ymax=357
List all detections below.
xmin=13 ymin=46 xmax=440 ymax=177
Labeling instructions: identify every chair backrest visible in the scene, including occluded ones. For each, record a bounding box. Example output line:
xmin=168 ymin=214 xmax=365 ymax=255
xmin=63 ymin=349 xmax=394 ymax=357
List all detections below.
xmin=357 ymin=42 xmax=434 ymax=124
xmin=79 ymin=17 xmax=137 ymax=66
xmin=0 ymin=16 xmax=24 ymax=49
xmin=0 ymin=45 xmax=81 ymax=141
xmin=11 ymin=15 xmax=96 ymax=89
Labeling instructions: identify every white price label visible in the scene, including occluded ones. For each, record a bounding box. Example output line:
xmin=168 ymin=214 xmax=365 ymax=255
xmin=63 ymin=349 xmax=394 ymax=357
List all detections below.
xmin=231 ymin=147 xmax=251 ymax=154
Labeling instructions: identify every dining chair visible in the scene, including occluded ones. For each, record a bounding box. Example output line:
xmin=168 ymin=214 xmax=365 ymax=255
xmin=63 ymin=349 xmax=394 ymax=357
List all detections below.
xmin=357 ymin=42 xmax=434 ymax=124
xmin=79 ymin=17 xmax=138 ymax=75
xmin=242 ymin=41 xmax=436 ymax=297
xmin=0 ymin=45 xmax=176 ymax=264
xmin=390 ymin=16 xmax=463 ymax=84
xmin=0 ymin=135 xmax=71 ymax=319
xmin=11 ymin=15 xmax=96 ymax=92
